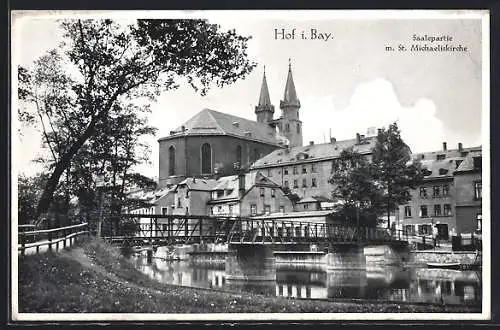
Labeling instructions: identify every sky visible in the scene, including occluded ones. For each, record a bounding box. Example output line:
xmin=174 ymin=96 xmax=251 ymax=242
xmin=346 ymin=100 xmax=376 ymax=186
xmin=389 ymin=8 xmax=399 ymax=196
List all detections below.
xmin=12 ymin=11 xmax=486 ymax=179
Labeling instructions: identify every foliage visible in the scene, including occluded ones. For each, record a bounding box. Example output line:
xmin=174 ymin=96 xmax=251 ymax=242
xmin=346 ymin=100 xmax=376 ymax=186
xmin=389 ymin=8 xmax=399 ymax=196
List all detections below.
xmin=328 ymin=149 xmax=382 ymax=227
xmin=371 ymin=122 xmax=424 ymax=228
xmin=17 ymin=174 xmax=47 ymax=225
xmin=329 ymin=123 xmax=423 ymax=227
xmin=282 ymin=186 xmax=301 ymax=204
xmin=18 ymin=19 xmax=256 ymax=221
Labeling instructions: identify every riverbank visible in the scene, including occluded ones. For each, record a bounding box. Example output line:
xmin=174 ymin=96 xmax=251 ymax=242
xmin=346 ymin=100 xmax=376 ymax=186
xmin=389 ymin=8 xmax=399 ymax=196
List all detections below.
xmin=18 ymin=238 xmax=480 ymax=314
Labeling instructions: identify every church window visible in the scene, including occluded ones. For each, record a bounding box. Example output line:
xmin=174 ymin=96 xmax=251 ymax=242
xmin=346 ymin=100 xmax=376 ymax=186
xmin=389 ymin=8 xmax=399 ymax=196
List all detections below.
xmin=236 ymin=145 xmax=242 ymax=168
xmin=201 ymin=143 xmax=212 ymax=174
xmin=297 ymin=123 xmax=301 ymax=133
xmin=168 ymin=146 xmax=176 ymax=176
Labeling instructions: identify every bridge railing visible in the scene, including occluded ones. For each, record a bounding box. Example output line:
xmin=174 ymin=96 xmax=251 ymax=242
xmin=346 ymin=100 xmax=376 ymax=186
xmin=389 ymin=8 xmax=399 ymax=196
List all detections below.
xmin=105 ymin=214 xmax=401 ymax=244
xmin=18 ymin=222 xmax=90 ymax=256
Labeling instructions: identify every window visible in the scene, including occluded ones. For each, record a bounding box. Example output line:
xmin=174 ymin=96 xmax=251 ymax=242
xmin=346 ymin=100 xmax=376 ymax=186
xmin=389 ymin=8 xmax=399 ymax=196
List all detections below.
xmin=228 ymin=205 xmax=233 ymax=215
xmin=168 ymin=146 xmax=176 ymax=175
xmin=177 ymin=198 xmax=181 ymax=208
xmin=419 ymin=187 xmax=428 ymax=198
xmin=474 ymin=182 xmax=482 ymax=200
xmin=443 ymin=185 xmax=450 ymax=196
xmin=444 ymin=204 xmax=452 ymax=216
xmin=285 ymin=123 xmax=290 ymax=132
xmin=218 ymin=206 xmax=222 ymax=213
xmin=311 ymin=163 xmax=317 ymax=173
xmin=279 ymin=206 xmax=285 ymax=213
xmin=434 ymin=204 xmax=442 ymax=216
xmin=404 ymin=206 xmax=412 ymax=217
xmin=473 ymin=156 xmax=482 ymax=170
xmin=217 ymin=190 xmax=224 ymax=198
xmin=201 ymin=143 xmax=212 ymax=174
xmin=420 ymin=205 xmax=428 ymax=217
xmin=436 ymin=154 xmax=446 ymax=160
xmin=293 ymin=180 xmax=298 ymax=188
xmin=433 ymin=186 xmax=440 ymax=197
xmin=236 ymin=145 xmax=242 ymax=168
xmin=264 ymin=205 xmax=271 ymax=214
xmin=250 ymin=204 xmax=257 ymax=215
xmin=284 ymin=168 xmax=289 ymax=175
xmin=210 ymin=207 xmax=214 ymax=215
xmin=162 ymin=207 xmax=168 ymax=215
xmin=211 ymin=191 xmax=217 ymax=199
xmin=267 ymin=168 xmax=273 ymax=177
xmin=302 ymin=165 xmax=307 ymax=174
xmin=477 ymin=213 xmax=482 ymax=231
xmin=271 ymin=189 xmax=276 ymax=198
xmin=185 ymin=189 xmax=189 ymax=198
xmin=311 ymin=178 xmax=317 ymax=187
xmin=304 ymin=204 xmax=309 ymax=210
xmin=284 ymin=180 xmax=289 ymax=188
xmin=302 ymin=178 xmax=307 ymax=188
xmin=260 ymin=188 xmax=265 ymax=197
xmin=293 ymin=166 xmax=298 ymax=174
xmin=418 ymin=224 xmax=432 ymax=235
xmin=297 ymin=123 xmax=301 ymax=133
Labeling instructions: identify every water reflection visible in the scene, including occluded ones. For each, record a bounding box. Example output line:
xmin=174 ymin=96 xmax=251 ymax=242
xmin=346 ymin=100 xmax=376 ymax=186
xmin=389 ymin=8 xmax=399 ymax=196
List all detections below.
xmin=128 ymin=252 xmax=481 ymax=306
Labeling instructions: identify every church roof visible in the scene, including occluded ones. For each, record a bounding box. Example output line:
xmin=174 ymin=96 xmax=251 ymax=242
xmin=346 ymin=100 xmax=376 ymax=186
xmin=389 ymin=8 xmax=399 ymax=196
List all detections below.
xmin=281 ymin=62 xmax=300 ymax=107
xmin=252 ymin=136 xmax=377 ymax=168
xmin=159 ymin=108 xmax=280 ymax=146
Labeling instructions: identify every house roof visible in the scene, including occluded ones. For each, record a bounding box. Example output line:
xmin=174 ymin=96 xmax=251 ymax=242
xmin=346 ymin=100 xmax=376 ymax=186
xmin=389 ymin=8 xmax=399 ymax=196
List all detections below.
xmin=127 ymin=186 xmax=173 ymax=204
xmin=252 ymin=136 xmax=377 ymax=168
xmin=158 ymin=108 xmax=281 ymax=146
xmin=413 ymin=146 xmax=482 ymax=179
xmin=296 ymin=195 xmax=333 ymax=204
xmin=251 ymin=210 xmax=334 ymax=220
xmin=455 ymin=150 xmax=482 ymax=173
xmin=177 ymin=177 xmax=218 ymax=191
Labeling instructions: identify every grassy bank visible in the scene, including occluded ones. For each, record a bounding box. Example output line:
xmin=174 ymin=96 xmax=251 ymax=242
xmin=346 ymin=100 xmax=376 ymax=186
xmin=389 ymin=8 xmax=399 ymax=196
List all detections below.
xmin=18 ymin=238 xmax=481 ymax=314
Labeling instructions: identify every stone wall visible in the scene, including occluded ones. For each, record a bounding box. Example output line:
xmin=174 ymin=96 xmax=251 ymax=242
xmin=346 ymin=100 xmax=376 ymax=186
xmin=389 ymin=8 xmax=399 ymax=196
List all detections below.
xmin=409 ymin=250 xmax=480 ymax=266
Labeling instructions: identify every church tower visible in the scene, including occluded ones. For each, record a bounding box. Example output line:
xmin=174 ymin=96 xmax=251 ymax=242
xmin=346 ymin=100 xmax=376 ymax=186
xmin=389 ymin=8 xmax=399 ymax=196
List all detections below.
xmin=255 ymin=67 xmax=275 ymax=124
xmin=279 ymin=60 xmax=303 ymax=147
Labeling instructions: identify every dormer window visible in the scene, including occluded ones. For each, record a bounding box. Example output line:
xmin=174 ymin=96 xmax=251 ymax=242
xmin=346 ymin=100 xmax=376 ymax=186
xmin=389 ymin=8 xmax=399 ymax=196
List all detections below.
xmin=438 ymin=168 xmax=448 ymax=175
xmin=436 ymin=154 xmax=446 ymax=160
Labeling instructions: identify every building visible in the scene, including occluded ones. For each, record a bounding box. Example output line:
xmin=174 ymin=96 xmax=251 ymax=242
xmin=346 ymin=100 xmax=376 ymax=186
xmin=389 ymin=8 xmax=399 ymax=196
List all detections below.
xmin=158 ymin=63 xmax=304 ymax=188
xmin=208 ymin=172 xmax=293 ymax=217
xmin=250 ymin=133 xmax=377 ymax=199
xmin=398 ymin=143 xmax=482 ymax=239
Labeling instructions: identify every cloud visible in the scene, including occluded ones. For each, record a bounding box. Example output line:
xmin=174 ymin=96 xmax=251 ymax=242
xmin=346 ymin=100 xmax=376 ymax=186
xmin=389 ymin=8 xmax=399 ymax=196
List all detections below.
xmin=301 ymin=78 xmax=446 ymax=153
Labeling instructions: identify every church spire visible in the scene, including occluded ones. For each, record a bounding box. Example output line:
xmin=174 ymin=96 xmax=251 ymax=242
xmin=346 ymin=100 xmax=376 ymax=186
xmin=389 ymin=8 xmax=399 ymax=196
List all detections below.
xmin=255 ymin=66 xmax=275 ymax=124
xmin=282 ymin=58 xmax=300 ymax=107
xmin=258 ymin=66 xmax=272 ymax=107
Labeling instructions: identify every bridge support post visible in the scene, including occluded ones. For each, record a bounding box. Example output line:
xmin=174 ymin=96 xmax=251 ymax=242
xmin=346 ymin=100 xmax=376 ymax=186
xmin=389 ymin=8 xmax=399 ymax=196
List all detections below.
xmin=225 ymin=244 xmax=276 ymax=282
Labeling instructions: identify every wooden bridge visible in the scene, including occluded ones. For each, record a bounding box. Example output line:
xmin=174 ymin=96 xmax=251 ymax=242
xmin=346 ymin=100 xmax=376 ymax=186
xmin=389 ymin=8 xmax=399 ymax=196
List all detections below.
xmin=101 ymin=214 xmax=404 ymax=247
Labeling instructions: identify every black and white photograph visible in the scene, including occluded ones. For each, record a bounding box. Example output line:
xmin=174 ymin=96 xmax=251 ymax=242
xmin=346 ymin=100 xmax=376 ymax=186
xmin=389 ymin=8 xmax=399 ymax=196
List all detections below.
xmin=11 ymin=10 xmax=490 ymax=321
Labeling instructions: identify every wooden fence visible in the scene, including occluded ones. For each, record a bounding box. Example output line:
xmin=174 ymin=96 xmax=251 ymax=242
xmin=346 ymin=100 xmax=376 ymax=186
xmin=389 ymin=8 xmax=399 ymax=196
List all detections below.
xmin=18 ymin=222 xmax=90 ymax=257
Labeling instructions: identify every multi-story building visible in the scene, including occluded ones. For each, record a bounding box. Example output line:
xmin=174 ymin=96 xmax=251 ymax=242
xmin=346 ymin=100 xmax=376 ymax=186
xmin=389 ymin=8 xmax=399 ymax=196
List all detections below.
xmin=250 ymin=133 xmax=377 ymax=200
xmin=207 ymin=172 xmax=293 ymax=217
xmin=398 ymin=143 xmax=482 ymax=239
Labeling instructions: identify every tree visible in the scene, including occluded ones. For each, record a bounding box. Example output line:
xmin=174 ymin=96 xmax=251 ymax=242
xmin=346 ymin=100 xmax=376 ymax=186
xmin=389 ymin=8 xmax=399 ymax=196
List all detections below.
xmin=18 ymin=19 xmax=256 ymax=221
xmin=328 ymin=149 xmax=382 ymax=227
xmin=17 ymin=174 xmax=47 ymax=225
xmin=371 ymin=122 xmax=423 ymax=229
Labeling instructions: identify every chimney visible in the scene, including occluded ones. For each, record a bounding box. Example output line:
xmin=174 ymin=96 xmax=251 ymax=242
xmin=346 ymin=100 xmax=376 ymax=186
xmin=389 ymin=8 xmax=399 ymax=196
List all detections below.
xmin=238 ymin=172 xmax=245 ymax=198
xmin=309 ymin=141 xmax=314 ymax=146
xmin=356 ymin=133 xmax=361 ymax=144
xmin=442 ymin=142 xmax=447 ymax=151
xmin=458 ymin=142 xmax=463 ymax=151
xmin=330 ymin=137 xmax=336 ymax=144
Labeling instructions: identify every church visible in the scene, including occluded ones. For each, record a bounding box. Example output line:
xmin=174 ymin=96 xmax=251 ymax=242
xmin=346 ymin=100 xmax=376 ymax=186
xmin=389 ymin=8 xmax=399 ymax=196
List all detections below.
xmin=158 ymin=62 xmax=304 ymax=188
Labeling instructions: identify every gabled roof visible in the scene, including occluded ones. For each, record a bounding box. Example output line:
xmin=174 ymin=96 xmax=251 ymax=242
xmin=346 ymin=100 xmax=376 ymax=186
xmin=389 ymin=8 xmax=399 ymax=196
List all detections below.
xmin=158 ymin=108 xmax=280 ymax=146
xmin=252 ymin=136 xmax=376 ymax=168
xmin=414 ymin=146 xmax=482 ymax=179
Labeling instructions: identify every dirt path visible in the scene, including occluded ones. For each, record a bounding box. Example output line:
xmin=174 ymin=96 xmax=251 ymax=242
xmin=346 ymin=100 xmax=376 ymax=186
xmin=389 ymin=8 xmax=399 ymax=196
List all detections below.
xmin=59 ymin=247 xmax=170 ymax=297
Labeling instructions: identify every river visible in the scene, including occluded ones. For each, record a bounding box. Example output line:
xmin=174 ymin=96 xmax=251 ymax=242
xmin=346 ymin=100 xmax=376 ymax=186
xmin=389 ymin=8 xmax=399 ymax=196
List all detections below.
xmin=126 ymin=248 xmax=481 ymax=307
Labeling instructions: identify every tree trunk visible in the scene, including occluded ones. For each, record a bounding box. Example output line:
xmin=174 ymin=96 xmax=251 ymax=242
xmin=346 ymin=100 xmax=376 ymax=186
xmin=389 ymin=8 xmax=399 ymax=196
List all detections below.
xmin=36 ymin=116 xmax=101 ymax=222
